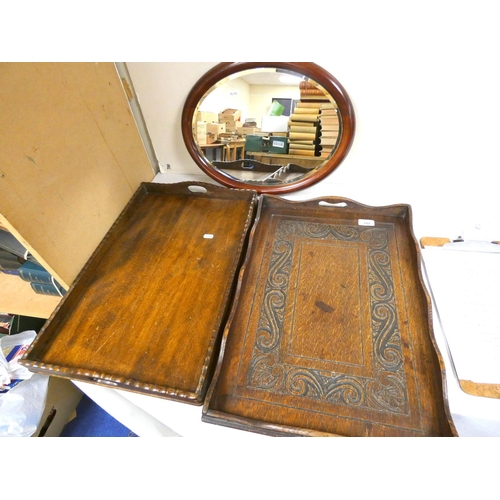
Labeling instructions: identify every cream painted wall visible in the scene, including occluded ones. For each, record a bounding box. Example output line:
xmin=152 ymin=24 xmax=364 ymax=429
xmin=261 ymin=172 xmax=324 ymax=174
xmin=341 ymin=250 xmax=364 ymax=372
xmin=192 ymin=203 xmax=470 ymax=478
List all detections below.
xmin=249 ymin=85 xmax=300 ymax=127
xmin=125 ymin=6 xmax=500 ymax=243
xmin=199 ymin=77 xmax=250 ymax=121
xmin=199 ymin=80 xmax=300 ymax=128
xmin=126 ymin=62 xmax=218 ymax=175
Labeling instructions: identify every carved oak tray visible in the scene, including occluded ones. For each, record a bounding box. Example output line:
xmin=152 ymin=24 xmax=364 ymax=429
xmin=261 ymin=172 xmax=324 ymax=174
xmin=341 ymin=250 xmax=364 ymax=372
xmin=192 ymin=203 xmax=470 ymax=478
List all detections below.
xmin=21 ymin=182 xmax=257 ymax=405
xmin=203 ymin=195 xmax=457 ymax=436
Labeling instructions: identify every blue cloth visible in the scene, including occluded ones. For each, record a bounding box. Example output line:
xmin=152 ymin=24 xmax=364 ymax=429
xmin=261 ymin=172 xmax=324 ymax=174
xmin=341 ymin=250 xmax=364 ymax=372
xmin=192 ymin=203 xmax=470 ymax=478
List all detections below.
xmin=60 ymin=395 xmax=137 ymax=437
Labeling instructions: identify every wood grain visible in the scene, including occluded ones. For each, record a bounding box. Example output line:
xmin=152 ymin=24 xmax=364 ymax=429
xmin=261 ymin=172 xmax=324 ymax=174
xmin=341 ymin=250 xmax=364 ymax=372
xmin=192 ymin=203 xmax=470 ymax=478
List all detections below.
xmin=203 ymin=196 xmax=457 ymax=436
xmin=21 ymin=182 xmax=257 ymax=405
xmin=460 ymin=380 xmax=500 ymax=399
xmin=0 ymin=271 xmax=60 ymax=319
xmin=0 ymin=62 xmax=154 ymax=289
xmin=420 ymin=237 xmax=452 ymax=248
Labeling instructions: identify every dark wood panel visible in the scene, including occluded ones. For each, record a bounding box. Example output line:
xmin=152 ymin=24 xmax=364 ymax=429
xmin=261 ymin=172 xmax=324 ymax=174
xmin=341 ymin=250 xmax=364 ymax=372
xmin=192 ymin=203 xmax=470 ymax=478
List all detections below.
xmin=21 ymin=182 xmax=257 ymax=405
xmin=250 ymin=153 xmax=324 ymax=169
xmin=203 ymin=195 xmax=457 ymax=436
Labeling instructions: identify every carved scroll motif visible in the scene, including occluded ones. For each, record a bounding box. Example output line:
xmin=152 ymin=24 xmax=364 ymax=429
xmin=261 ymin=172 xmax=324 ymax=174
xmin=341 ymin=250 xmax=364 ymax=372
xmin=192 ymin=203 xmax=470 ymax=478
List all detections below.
xmin=248 ymin=219 xmax=409 ymax=415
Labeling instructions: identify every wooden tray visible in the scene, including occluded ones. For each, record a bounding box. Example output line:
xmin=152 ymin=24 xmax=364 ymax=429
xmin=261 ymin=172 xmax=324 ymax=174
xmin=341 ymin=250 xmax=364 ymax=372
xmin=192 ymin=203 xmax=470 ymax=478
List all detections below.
xmin=203 ymin=195 xmax=457 ymax=436
xmin=21 ymin=182 xmax=257 ymax=405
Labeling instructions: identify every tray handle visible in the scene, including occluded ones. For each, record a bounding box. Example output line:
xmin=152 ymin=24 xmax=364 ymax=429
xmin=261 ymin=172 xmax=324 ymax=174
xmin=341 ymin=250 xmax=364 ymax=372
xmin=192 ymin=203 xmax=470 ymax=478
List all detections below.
xmin=271 ymin=196 xmax=409 ymax=219
xmin=312 ymin=197 xmax=365 ymax=211
xmin=187 ymin=184 xmax=209 ymax=194
xmin=318 ymin=200 xmax=349 ymax=208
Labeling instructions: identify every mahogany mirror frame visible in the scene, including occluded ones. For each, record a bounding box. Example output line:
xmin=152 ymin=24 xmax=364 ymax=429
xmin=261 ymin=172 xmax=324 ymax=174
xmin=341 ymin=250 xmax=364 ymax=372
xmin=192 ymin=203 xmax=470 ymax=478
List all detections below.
xmin=181 ymin=62 xmax=356 ymax=194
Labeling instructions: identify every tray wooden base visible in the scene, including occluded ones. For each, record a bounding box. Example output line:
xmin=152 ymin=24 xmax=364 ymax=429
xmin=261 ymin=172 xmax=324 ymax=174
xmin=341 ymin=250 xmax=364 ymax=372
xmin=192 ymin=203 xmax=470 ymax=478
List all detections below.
xmin=203 ymin=196 xmax=457 ymax=436
xmin=21 ymin=182 xmax=257 ymax=405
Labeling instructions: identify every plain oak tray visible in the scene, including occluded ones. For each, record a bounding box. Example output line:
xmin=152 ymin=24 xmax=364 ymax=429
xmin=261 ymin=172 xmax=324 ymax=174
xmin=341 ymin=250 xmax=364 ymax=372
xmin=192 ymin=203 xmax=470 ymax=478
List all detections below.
xmin=21 ymin=182 xmax=257 ymax=405
xmin=203 ymin=195 xmax=457 ymax=436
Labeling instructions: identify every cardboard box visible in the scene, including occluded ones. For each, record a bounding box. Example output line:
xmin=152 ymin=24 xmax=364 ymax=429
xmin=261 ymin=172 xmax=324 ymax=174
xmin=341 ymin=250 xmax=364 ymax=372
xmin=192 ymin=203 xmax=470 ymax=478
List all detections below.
xmin=197 ymin=122 xmax=207 ymax=134
xmin=219 ymin=133 xmax=238 ymax=140
xmin=237 ymin=126 xmax=261 ymax=136
xmin=207 ymin=123 xmax=225 ymax=135
xmin=197 ymin=122 xmax=216 ymax=145
xmin=222 ymin=120 xmax=239 ymax=133
xmin=218 ymin=108 xmax=242 ymax=122
xmin=197 ymin=111 xmax=218 ymax=123
xmin=205 ymin=133 xmax=217 ymax=144
xmin=196 ymin=122 xmax=207 ymax=144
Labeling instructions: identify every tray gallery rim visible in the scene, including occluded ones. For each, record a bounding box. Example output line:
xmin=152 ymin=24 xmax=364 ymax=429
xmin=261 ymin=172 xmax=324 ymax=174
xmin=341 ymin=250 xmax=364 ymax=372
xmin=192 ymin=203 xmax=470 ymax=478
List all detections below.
xmin=202 ymin=194 xmax=458 ymax=436
xmin=20 ymin=181 xmax=258 ymax=405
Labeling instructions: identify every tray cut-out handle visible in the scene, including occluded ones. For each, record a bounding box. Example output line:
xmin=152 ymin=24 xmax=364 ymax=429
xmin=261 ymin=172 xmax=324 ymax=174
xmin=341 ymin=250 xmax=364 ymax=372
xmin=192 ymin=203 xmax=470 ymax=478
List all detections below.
xmin=318 ymin=200 xmax=348 ymax=208
xmin=188 ymin=185 xmax=208 ymax=194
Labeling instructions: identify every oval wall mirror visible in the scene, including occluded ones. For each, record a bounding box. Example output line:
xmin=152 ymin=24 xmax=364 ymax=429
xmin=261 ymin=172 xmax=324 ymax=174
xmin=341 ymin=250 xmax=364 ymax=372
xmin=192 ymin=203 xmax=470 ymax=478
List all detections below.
xmin=181 ymin=62 xmax=355 ymax=194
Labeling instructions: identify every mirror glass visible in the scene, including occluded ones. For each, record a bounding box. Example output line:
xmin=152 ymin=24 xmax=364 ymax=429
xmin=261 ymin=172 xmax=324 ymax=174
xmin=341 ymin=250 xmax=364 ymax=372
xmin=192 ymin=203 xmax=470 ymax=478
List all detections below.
xmin=182 ymin=63 xmax=355 ymax=194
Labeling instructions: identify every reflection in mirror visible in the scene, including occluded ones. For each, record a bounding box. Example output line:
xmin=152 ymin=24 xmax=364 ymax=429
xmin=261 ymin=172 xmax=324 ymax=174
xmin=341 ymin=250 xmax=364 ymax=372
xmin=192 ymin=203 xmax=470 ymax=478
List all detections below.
xmin=194 ymin=69 xmax=339 ymax=185
xmin=182 ymin=63 xmax=355 ymax=194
